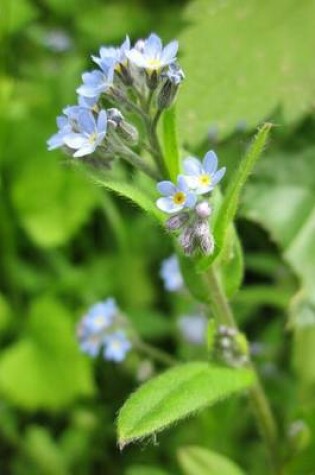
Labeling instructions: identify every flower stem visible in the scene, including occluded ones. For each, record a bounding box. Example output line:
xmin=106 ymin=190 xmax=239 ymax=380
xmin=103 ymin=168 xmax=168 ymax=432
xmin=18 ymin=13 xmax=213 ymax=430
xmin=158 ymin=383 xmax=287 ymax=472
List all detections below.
xmin=135 ymin=340 xmax=178 ymax=367
xmin=204 ymin=266 xmax=282 ymax=474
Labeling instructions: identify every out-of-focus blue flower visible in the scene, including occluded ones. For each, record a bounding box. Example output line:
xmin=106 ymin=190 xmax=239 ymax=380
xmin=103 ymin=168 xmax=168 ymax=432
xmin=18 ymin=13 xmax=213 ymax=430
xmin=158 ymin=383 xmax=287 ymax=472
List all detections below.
xmin=160 ymin=254 xmax=184 ymax=292
xmin=47 ymin=115 xmax=72 ymax=150
xmin=77 ymin=64 xmax=114 ymax=99
xmin=77 ymin=299 xmax=118 ymax=357
xmin=183 ymin=151 xmax=226 ymax=195
xmin=103 ymin=330 xmax=131 ymax=362
xmin=178 ymin=314 xmax=207 ymax=345
xmin=156 ymin=176 xmax=197 ymax=214
xmin=63 ymin=109 xmax=107 ymax=157
xmin=127 ymin=33 xmax=178 ymax=72
xmin=42 ymin=29 xmax=72 ymax=52
xmin=92 ymin=36 xmax=130 ymax=71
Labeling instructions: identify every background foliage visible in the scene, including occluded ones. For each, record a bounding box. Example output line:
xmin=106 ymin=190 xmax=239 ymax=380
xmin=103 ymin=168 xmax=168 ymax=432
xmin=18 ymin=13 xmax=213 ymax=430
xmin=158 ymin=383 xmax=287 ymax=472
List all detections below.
xmin=0 ymin=0 xmax=315 ymax=473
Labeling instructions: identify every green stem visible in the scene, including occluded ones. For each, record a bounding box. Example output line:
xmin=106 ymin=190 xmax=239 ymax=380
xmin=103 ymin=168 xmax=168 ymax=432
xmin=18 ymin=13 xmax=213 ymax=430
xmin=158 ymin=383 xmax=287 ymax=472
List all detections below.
xmin=136 ymin=340 xmax=178 ymax=367
xmin=119 ymin=145 xmax=161 ymax=180
xmin=205 ymin=266 xmax=282 ymax=474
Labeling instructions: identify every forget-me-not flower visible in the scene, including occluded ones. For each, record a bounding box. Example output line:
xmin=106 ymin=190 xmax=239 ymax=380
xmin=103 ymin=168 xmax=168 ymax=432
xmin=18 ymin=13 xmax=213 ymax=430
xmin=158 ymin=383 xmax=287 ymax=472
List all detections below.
xmin=63 ymin=96 xmax=99 ymax=118
xmin=63 ymin=109 xmax=107 ymax=157
xmin=103 ymin=330 xmax=131 ymax=362
xmin=127 ymin=33 xmax=178 ymax=72
xmin=92 ymin=36 xmax=130 ymax=71
xmin=47 ymin=115 xmax=72 ymax=150
xmin=178 ymin=314 xmax=207 ymax=345
xmin=77 ymin=63 xmax=114 ymax=99
xmin=183 ymin=151 xmax=226 ymax=195
xmin=160 ymin=254 xmax=184 ymax=292
xmin=156 ymin=176 xmax=197 ymax=214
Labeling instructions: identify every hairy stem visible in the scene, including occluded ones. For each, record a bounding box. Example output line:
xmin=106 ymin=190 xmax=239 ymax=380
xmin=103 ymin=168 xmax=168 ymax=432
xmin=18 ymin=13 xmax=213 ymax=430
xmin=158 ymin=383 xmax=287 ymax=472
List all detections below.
xmin=205 ymin=266 xmax=282 ymax=474
xmin=136 ymin=340 xmax=178 ymax=367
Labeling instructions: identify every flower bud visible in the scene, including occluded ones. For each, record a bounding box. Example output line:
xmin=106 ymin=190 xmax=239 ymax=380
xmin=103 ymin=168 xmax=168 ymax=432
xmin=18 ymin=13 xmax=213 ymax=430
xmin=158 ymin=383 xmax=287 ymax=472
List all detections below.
xmin=199 ymin=233 xmax=215 ymax=255
xmin=116 ymin=120 xmax=139 ymax=145
xmin=165 ymin=212 xmax=189 ymax=231
xmin=178 ymin=226 xmax=196 ymax=256
xmin=195 ymin=201 xmax=212 ymax=219
xmin=116 ymin=62 xmax=133 ymax=86
xmin=145 ymin=70 xmax=159 ymax=90
xmin=158 ymin=64 xmax=184 ymax=110
xmin=107 ymin=108 xmax=124 ymax=128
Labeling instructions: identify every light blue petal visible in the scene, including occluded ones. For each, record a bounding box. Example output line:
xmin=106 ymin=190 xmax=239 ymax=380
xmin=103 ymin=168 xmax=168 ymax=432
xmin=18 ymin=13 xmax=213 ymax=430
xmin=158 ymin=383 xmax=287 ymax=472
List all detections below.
xmin=212 ymin=167 xmax=226 ymax=185
xmin=145 ymin=33 xmax=163 ymax=56
xmin=177 ymin=175 xmax=189 ymax=192
xmin=63 ymin=133 xmax=86 ymax=149
xmin=126 ymin=49 xmax=145 ymax=67
xmin=161 ymin=40 xmax=178 ymax=63
xmin=97 ymin=109 xmax=107 ymax=134
xmin=73 ymin=143 xmax=96 ymax=158
xmin=47 ymin=132 xmax=63 ymax=150
xmin=156 ymin=197 xmax=183 ymax=213
xmin=194 ymin=184 xmax=213 ymax=195
xmin=78 ymin=110 xmax=96 ymax=134
xmin=185 ymin=192 xmax=197 ymax=208
xmin=157 ymin=180 xmax=176 ymax=196
xmin=183 ymin=156 xmax=202 ymax=176
xmin=203 ymin=150 xmax=218 ymax=174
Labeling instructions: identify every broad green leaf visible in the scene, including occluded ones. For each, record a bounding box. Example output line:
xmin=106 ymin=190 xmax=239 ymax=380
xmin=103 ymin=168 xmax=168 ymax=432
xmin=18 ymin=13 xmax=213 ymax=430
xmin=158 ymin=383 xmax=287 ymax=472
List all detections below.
xmin=117 ymin=362 xmax=254 ymax=447
xmin=219 ymin=228 xmax=244 ymax=298
xmin=162 ymin=106 xmax=181 ymax=181
xmin=0 ymin=297 xmax=94 ymax=410
xmin=178 ymin=254 xmax=210 ymax=304
xmin=11 ymin=157 xmax=99 ymax=248
xmin=178 ymin=0 xmax=315 ymax=143
xmin=178 ymin=446 xmax=245 ymax=475
xmin=96 ymin=177 xmax=164 ymax=224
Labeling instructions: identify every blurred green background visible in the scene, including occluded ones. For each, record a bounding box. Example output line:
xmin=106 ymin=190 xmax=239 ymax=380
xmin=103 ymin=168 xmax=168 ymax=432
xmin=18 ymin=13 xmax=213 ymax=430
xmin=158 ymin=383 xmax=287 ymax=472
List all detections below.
xmin=1 ymin=0 xmax=315 ymax=473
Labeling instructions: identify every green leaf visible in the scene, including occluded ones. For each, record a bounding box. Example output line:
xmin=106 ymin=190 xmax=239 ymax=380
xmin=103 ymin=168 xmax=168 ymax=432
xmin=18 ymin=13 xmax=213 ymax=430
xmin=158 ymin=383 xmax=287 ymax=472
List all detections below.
xmin=199 ymin=124 xmax=271 ymax=271
xmin=219 ymin=228 xmax=244 ymax=298
xmin=126 ymin=466 xmax=170 ymax=475
xmin=117 ymin=362 xmax=254 ymax=447
xmin=177 ymin=446 xmax=246 ymax=475
xmin=162 ymin=106 xmax=181 ymax=181
xmin=0 ymin=297 xmax=94 ymax=410
xmin=96 ymin=177 xmax=164 ymax=224
xmin=178 ymin=254 xmax=210 ymax=303
xmin=0 ymin=0 xmax=38 ymax=38
xmin=178 ymin=0 xmax=315 ymax=143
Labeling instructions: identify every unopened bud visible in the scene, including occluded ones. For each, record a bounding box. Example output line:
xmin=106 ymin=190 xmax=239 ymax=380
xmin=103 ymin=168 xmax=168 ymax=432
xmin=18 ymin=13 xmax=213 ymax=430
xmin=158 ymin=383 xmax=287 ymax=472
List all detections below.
xmin=194 ymin=219 xmax=209 ymax=238
xmin=178 ymin=226 xmax=196 ymax=256
xmin=199 ymin=233 xmax=215 ymax=255
xmin=107 ymin=108 xmax=124 ymax=128
xmin=195 ymin=201 xmax=212 ymax=219
xmin=157 ymin=79 xmax=178 ymax=110
xmin=116 ymin=62 xmax=133 ymax=86
xmin=145 ymin=70 xmax=159 ymax=90
xmin=165 ymin=212 xmax=189 ymax=231
xmin=117 ymin=121 xmax=139 ymax=145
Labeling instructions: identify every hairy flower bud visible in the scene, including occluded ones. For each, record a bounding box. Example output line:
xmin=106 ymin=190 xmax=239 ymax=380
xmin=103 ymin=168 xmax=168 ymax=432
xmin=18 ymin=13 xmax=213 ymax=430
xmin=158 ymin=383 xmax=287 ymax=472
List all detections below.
xmin=145 ymin=70 xmax=159 ymax=90
xmin=107 ymin=108 xmax=124 ymax=128
xmin=158 ymin=64 xmax=184 ymax=109
xmin=195 ymin=201 xmax=212 ymax=219
xmin=199 ymin=233 xmax=215 ymax=255
xmin=117 ymin=120 xmax=139 ymax=145
xmin=178 ymin=226 xmax=196 ymax=256
xmin=165 ymin=212 xmax=190 ymax=231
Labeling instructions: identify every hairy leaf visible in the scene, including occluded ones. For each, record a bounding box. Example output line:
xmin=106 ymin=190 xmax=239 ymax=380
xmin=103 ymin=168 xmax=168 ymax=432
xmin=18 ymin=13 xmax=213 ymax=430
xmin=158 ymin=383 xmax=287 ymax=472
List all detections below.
xmin=162 ymin=106 xmax=181 ymax=181
xmin=117 ymin=362 xmax=254 ymax=447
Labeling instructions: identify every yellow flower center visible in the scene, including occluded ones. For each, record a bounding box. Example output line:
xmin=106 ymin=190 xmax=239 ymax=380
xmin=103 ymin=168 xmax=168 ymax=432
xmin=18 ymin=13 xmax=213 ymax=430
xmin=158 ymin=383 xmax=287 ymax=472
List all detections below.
xmin=89 ymin=132 xmax=97 ymax=144
xmin=199 ymin=174 xmax=211 ymax=186
xmin=173 ymin=191 xmax=186 ymax=205
xmin=147 ymin=58 xmax=162 ymax=70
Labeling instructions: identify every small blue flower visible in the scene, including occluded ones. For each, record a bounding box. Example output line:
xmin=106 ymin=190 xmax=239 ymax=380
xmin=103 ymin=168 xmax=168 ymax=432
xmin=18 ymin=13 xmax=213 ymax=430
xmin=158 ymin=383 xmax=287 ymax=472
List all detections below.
xmin=77 ymin=64 xmax=114 ymax=99
xmin=92 ymin=36 xmax=130 ymax=71
xmin=163 ymin=63 xmax=185 ymax=85
xmin=77 ymin=299 xmax=118 ymax=357
xmin=63 ymin=96 xmax=99 ymax=117
xmin=183 ymin=151 xmax=226 ymax=195
xmin=63 ymin=109 xmax=107 ymax=157
xmin=103 ymin=330 xmax=131 ymax=362
xmin=178 ymin=314 xmax=207 ymax=345
xmin=47 ymin=115 xmax=72 ymax=150
xmin=160 ymin=254 xmax=184 ymax=292
xmin=127 ymin=33 xmax=178 ymax=72
xmin=156 ymin=176 xmax=197 ymax=214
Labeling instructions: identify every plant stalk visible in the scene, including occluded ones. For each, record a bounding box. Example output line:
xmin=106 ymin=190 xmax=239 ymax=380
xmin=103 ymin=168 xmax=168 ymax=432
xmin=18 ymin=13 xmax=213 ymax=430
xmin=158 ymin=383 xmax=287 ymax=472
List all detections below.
xmin=205 ymin=266 xmax=282 ymax=474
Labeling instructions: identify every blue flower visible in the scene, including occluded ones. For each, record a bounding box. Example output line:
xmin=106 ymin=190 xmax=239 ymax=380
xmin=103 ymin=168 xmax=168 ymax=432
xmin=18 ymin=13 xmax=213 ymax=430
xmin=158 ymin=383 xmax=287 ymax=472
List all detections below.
xmin=103 ymin=330 xmax=131 ymax=362
xmin=63 ymin=96 xmax=99 ymax=117
xmin=156 ymin=176 xmax=197 ymax=213
xmin=77 ymin=299 xmax=118 ymax=357
xmin=127 ymin=33 xmax=178 ymax=72
xmin=92 ymin=36 xmax=130 ymax=71
xmin=77 ymin=64 xmax=114 ymax=99
xmin=63 ymin=109 xmax=107 ymax=157
xmin=178 ymin=314 xmax=207 ymax=345
xmin=47 ymin=115 xmax=71 ymax=150
xmin=183 ymin=151 xmax=226 ymax=195
xmin=160 ymin=254 xmax=184 ymax=292
xmin=163 ymin=63 xmax=185 ymax=85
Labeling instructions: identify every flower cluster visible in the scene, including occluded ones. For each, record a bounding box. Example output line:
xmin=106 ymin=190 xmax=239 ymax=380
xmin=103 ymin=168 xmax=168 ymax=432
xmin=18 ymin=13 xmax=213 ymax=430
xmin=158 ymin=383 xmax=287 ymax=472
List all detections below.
xmin=213 ymin=325 xmax=249 ymax=367
xmin=47 ymin=33 xmax=184 ymax=175
xmin=156 ymin=151 xmax=226 ymax=256
xmin=77 ymin=298 xmax=131 ymax=363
